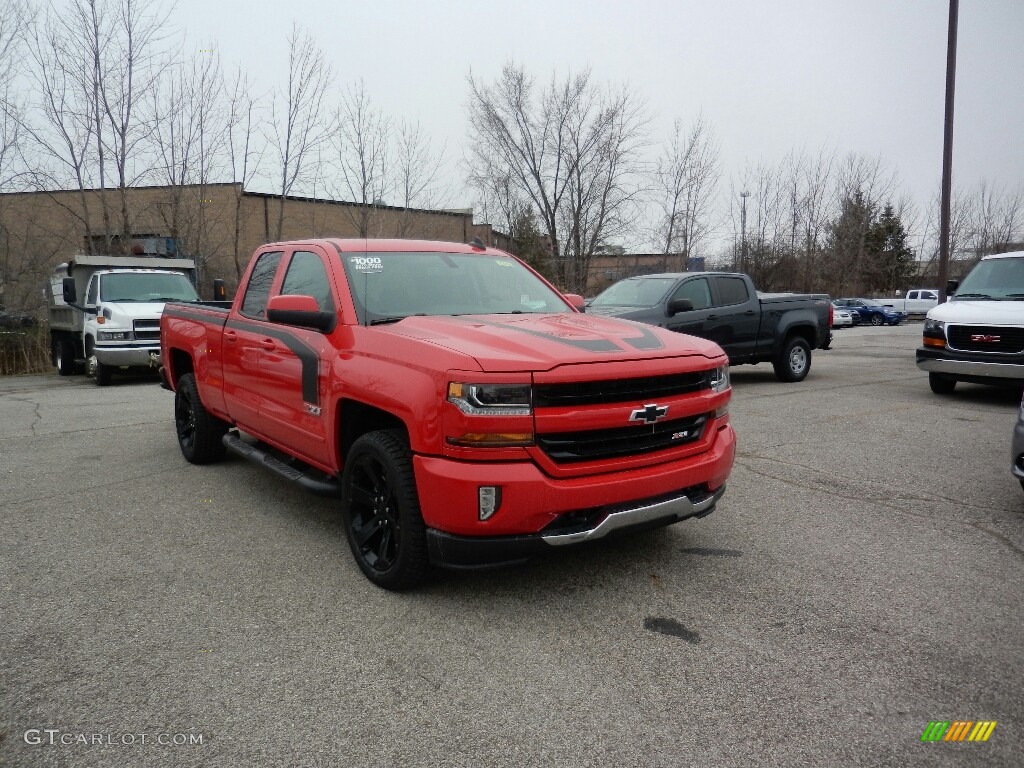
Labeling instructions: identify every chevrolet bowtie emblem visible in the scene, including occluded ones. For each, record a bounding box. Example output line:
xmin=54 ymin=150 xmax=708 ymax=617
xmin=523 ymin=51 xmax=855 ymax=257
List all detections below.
xmin=629 ymin=403 xmax=668 ymax=425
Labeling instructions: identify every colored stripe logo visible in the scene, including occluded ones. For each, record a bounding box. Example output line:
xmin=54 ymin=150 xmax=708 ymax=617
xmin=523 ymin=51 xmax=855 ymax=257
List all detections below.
xmin=921 ymin=721 xmax=996 ymax=742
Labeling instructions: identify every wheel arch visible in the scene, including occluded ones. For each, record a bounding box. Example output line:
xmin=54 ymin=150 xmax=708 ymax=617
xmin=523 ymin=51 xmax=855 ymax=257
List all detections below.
xmin=337 ymin=399 xmax=410 ymax=467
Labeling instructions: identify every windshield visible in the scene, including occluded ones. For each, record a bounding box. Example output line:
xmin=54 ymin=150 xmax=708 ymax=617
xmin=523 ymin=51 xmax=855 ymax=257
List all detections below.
xmin=590 ymin=277 xmax=677 ymax=308
xmin=340 ymin=251 xmax=571 ymax=324
xmin=956 ymin=256 xmax=1024 ymax=300
xmin=100 ymin=272 xmax=198 ymax=302
xmin=861 ymin=299 xmax=884 ymax=307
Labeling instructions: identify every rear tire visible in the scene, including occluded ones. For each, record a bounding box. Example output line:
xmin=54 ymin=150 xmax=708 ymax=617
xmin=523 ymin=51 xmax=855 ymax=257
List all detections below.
xmin=773 ymin=336 xmax=812 ymax=382
xmin=341 ymin=430 xmax=428 ymax=590
xmin=928 ymin=372 xmax=956 ymax=395
xmin=55 ymin=339 xmax=76 ymax=377
xmin=174 ymin=372 xmax=228 ymax=464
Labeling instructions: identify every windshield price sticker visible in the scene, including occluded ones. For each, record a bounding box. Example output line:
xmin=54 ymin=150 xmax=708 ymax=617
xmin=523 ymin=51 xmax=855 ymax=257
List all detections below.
xmin=495 ymin=260 xmax=514 ymax=267
xmin=350 ymin=257 xmax=383 ymax=272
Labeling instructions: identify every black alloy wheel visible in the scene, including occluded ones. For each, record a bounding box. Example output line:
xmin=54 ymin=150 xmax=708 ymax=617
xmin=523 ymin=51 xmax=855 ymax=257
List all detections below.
xmin=870 ymin=314 xmax=884 ymax=326
xmin=342 ymin=430 xmax=427 ymax=590
xmin=174 ymin=372 xmax=227 ymax=464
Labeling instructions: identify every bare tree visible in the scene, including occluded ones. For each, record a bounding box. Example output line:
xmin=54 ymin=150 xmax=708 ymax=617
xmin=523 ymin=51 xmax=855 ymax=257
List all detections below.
xmin=393 ymin=118 xmax=448 ymax=235
xmin=330 ymin=79 xmax=390 ymax=237
xmin=0 ymin=0 xmax=31 ymax=191
xmin=651 ymin=114 xmax=720 ymax=271
xmin=467 ymin=63 xmax=647 ymax=292
xmin=18 ymin=5 xmax=100 ymax=246
xmin=225 ymin=67 xmax=264 ymax=278
xmin=267 ymin=23 xmax=332 ymax=240
xmin=149 ymin=41 xmax=228 ymax=284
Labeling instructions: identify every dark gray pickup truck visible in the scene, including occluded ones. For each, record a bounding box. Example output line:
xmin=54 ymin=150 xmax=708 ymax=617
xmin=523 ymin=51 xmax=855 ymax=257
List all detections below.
xmin=587 ymin=272 xmax=832 ymax=382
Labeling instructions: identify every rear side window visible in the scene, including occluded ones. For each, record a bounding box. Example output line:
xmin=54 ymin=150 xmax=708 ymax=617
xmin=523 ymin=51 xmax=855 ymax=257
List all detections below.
xmin=671 ymin=278 xmax=712 ymax=310
xmin=281 ymin=251 xmax=335 ymax=312
xmin=715 ymin=277 xmax=749 ymax=306
xmin=241 ymin=251 xmax=283 ymax=319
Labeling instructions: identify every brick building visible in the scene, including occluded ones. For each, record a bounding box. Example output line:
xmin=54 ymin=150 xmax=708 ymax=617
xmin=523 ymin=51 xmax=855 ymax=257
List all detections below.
xmin=0 ymin=183 xmax=511 ymax=313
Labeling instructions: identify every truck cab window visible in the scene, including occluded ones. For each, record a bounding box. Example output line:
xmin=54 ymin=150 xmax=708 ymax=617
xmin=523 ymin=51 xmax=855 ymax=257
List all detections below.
xmin=714 ymin=276 xmax=749 ymax=306
xmin=281 ymin=251 xmax=335 ymax=312
xmin=241 ymin=252 xmax=283 ymax=319
xmin=671 ymin=278 xmax=712 ymax=310
xmin=86 ymin=277 xmax=98 ymax=305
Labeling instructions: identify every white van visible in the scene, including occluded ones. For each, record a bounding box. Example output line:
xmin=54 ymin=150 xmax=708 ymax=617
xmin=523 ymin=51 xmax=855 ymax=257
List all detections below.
xmin=916 ymin=252 xmax=1024 ymax=394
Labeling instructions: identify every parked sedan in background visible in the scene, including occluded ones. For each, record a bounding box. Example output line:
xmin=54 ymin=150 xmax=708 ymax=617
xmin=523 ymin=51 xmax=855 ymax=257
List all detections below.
xmin=835 ymin=298 xmax=906 ymax=326
xmin=831 ymin=304 xmax=854 ymax=328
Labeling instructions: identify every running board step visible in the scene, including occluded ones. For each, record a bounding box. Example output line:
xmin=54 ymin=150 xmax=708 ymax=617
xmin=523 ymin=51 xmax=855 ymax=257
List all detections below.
xmin=222 ymin=433 xmax=339 ymax=497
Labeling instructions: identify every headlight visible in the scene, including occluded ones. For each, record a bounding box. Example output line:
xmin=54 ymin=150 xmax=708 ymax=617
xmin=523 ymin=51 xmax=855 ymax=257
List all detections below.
xmin=98 ymin=330 xmax=131 ymax=341
xmin=923 ymin=319 xmax=946 ymax=334
xmin=448 ymin=382 xmax=532 ymax=415
xmin=709 ymin=365 xmax=730 ymax=393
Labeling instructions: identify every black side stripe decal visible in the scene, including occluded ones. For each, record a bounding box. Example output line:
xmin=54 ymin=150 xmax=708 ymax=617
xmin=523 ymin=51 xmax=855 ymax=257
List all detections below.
xmin=226 ymin=319 xmax=320 ymax=406
xmin=164 ymin=307 xmax=320 ymax=407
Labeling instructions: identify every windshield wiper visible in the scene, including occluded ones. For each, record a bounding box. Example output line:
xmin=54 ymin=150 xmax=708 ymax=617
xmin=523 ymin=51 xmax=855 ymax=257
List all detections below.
xmin=1003 ymin=293 xmax=1024 ymax=298
xmin=955 ymin=292 xmax=993 ymax=299
xmin=369 ymin=316 xmax=407 ymax=325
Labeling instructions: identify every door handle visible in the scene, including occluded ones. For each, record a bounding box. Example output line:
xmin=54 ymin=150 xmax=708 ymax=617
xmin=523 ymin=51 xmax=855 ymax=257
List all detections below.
xmin=708 ymin=314 xmax=719 ymax=320
xmin=744 ymin=310 xmax=756 ymax=316
xmin=224 ymin=330 xmax=237 ymax=342
xmin=259 ymin=338 xmax=276 ymax=350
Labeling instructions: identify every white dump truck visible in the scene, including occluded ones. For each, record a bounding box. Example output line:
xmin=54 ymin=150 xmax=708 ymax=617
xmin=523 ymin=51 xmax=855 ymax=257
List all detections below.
xmin=46 ymin=254 xmax=199 ymax=385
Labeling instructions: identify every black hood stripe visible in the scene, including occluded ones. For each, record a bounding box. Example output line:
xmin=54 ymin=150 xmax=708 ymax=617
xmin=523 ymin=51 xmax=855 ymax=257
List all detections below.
xmin=472 ymin=318 xmax=664 ymax=354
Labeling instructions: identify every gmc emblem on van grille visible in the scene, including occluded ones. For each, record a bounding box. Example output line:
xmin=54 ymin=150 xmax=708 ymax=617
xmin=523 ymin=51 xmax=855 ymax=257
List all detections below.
xmin=970 ymin=334 xmax=1000 ymax=343
xmin=629 ymin=403 xmax=669 ymax=425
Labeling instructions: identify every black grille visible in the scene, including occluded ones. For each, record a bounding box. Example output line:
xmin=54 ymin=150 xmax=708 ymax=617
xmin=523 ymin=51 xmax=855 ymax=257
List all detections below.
xmin=133 ymin=319 xmax=161 ymax=341
xmin=537 ymin=413 xmax=708 ymax=463
xmin=947 ymin=325 xmax=1024 ymax=354
xmin=533 ymin=372 xmax=709 ymax=407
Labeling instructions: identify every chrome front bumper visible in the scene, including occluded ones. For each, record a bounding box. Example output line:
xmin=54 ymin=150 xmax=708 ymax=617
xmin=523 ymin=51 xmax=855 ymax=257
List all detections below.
xmin=916 ymin=357 xmax=1024 ymax=380
xmin=94 ymin=344 xmax=162 ymax=367
xmin=542 ymin=485 xmax=725 ymax=546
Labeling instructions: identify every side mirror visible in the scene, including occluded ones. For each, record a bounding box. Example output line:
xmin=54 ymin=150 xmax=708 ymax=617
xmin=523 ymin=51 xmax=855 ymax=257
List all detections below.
xmin=946 ymin=279 xmax=959 ymax=298
xmin=213 ymin=279 xmax=227 ymax=302
xmin=266 ymin=294 xmax=336 ymax=332
xmin=667 ymin=298 xmax=694 ymax=316
xmin=62 ymin=277 xmax=77 ymax=304
xmin=563 ymin=293 xmax=585 ymax=311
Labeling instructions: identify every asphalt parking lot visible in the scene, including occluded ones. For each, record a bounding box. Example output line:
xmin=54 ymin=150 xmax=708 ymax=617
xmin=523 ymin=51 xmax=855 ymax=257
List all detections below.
xmin=1 ymin=323 xmax=1021 ymax=767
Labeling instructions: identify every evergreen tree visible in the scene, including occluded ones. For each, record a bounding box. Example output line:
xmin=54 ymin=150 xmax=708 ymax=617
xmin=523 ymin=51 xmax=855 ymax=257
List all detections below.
xmin=865 ymin=204 xmax=916 ymax=293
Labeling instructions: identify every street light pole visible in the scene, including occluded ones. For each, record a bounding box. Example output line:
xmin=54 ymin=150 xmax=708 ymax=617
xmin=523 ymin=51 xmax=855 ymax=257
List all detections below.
xmin=938 ymin=0 xmax=958 ymax=302
xmin=739 ymin=191 xmax=750 ymax=272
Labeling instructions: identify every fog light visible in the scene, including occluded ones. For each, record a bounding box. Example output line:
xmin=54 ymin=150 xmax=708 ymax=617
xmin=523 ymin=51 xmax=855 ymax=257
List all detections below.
xmin=478 ymin=486 xmax=502 ymax=521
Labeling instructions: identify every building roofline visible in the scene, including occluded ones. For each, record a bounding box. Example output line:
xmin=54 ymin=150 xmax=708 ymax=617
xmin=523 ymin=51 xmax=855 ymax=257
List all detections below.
xmin=0 ymin=182 xmax=476 ymax=220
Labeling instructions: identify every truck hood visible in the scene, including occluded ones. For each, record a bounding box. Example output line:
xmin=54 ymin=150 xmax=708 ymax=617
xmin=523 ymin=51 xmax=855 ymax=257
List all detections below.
xmin=382 ymin=313 xmax=724 ymax=372
xmin=928 ymin=299 xmax=1024 ymax=326
xmin=98 ymin=301 xmax=171 ymax=328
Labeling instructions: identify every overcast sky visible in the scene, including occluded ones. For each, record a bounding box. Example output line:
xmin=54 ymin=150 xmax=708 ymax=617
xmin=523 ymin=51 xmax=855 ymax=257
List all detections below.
xmin=174 ymin=0 xmax=1023 ymax=246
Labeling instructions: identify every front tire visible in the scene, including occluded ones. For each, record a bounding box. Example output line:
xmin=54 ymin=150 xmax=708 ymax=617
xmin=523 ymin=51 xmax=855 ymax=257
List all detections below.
xmin=341 ymin=430 xmax=428 ymax=590
xmin=773 ymin=336 xmax=812 ymax=382
xmin=928 ymin=372 xmax=956 ymax=395
xmin=174 ymin=372 xmax=228 ymax=463
xmin=94 ymin=360 xmax=112 ymax=386
xmin=870 ymin=314 xmax=884 ymax=326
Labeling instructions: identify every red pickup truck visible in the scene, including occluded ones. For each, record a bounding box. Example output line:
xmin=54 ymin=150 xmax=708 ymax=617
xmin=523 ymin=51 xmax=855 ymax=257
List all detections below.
xmin=160 ymin=239 xmax=736 ymax=589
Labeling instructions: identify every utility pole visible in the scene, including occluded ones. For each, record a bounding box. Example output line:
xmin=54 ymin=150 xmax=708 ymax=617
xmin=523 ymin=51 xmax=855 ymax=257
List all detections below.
xmin=938 ymin=0 xmax=958 ymax=302
xmin=739 ymin=191 xmax=750 ymax=272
